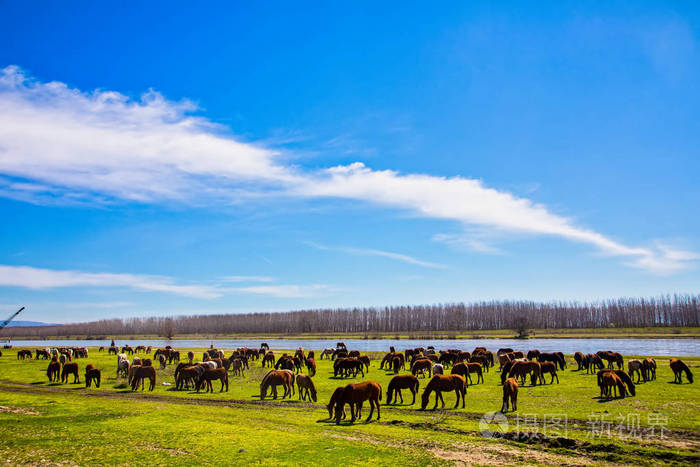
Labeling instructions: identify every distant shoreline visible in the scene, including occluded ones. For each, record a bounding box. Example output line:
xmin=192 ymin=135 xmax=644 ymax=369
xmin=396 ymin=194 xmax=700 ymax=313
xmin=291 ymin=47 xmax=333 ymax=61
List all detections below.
xmin=3 ymin=326 xmax=699 ymax=341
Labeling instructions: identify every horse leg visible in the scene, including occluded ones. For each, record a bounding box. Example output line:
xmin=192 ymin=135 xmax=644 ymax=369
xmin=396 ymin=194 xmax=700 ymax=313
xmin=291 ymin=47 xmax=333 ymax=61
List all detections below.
xmin=398 ymin=389 xmax=404 ymax=404
xmin=439 ymin=391 xmax=445 ymax=408
xmin=367 ymin=399 xmax=375 ymax=421
xmin=411 ymin=388 xmax=416 ymax=405
xmin=453 ymin=388 xmax=460 ymax=408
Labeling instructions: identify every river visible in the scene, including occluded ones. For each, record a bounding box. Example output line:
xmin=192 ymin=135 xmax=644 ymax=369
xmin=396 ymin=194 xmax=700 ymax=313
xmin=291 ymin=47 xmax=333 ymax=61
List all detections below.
xmin=4 ymin=337 xmax=699 ymax=356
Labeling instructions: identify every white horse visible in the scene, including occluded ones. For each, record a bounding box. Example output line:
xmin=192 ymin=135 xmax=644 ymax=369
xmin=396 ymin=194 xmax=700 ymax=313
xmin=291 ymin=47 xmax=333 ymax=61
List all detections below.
xmin=432 ymin=363 xmax=444 ymax=375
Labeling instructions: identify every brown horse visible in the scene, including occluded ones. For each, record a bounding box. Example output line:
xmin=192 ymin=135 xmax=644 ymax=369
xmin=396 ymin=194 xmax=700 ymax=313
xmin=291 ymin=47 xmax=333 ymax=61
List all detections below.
xmin=574 ymin=352 xmax=584 ymax=371
xmin=585 ymin=354 xmax=604 ymax=374
xmin=327 ymin=386 xmax=347 ymax=420
xmin=597 ymin=351 xmax=623 ymax=369
xmin=187 ymin=351 xmax=194 ymax=364
xmin=508 ymin=361 xmax=541 ymax=386
xmin=158 ymin=354 xmax=167 ymax=369
xmin=670 ymin=359 xmax=693 ymax=384
xmin=61 ymin=362 xmax=79 ymax=384
xmin=386 ymin=374 xmax=420 ymax=405
xmin=131 ymin=366 xmax=156 ymax=391
xmin=260 ymin=370 xmax=294 ymax=400
xmin=334 ymin=381 xmax=382 ymax=424
xmin=17 ymin=349 xmax=32 ymax=360
xmin=411 ymin=358 xmax=433 ymax=378
xmin=358 ymin=355 xmax=371 ymax=372
xmin=642 ymin=358 xmax=656 ymax=381
xmin=296 ymin=373 xmax=317 ymax=402
xmin=501 ymin=377 xmax=518 ymax=412
xmin=47 ymin=360 xmax=61 ymax=382
xmin=452 ymin=362 xmax=482 ymax=385
xmin=599 ymin=372 xmax=627 ymax=399
xmin=305 ymin=357 xmax=316 ymax=377
xmin=627 ymin=359 xmax=645 ymax=383
xmin=421 ymin=374 xmax=466 ymax=410
xmin=198 ymin=368 xmax=229 ymax=392
xmin=262 ymin=351 xmax=275 ymax=367
xmin=539 ymin=361 xmax=559 ymax=384
xmin=85 ymin=368 xmax=101 ymax=388
xmin=597 ymin=369 xmax=636 ymax=396
xmin=230 ymin=358 xmax=245 ymax=377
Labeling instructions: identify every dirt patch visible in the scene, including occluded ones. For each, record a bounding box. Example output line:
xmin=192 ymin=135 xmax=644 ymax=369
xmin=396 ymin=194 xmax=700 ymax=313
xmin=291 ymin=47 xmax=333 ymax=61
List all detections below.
xmin=142 ymin=445 xmax=190 ymax=456
xmin=0 ymin=405 xmax=40 ymax=415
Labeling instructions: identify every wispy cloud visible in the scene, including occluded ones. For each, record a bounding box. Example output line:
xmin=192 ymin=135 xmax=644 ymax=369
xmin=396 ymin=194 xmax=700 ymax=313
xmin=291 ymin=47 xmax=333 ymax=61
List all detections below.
xmin=0 ymin=264 xmax=223 ymax=299
xmin=0 ymin=65 xmax=696 ymax=274
xmin=306 ymin=241 xmax=446 ymax=269
xmin=230 ymin=284 xmax=328 ymax=298
xmin=220 ymin=275 xmax=275 ymax=283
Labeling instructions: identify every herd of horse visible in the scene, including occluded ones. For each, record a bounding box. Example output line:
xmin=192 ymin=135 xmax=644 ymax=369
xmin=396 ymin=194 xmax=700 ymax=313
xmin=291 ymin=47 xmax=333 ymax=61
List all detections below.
xmin=6 ymin=341 xmax=696 ymax=425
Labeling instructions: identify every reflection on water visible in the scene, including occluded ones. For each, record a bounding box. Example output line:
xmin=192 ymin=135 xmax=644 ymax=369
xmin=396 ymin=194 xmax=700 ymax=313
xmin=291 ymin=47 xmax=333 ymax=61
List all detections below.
xmin=5 ymin=337 xmax=699 ymax=356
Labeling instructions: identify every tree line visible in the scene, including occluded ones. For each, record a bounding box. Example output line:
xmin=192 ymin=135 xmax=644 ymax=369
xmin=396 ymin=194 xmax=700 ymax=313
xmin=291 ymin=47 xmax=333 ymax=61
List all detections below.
xmin=2 ymin=294 xmax=698 ymax=339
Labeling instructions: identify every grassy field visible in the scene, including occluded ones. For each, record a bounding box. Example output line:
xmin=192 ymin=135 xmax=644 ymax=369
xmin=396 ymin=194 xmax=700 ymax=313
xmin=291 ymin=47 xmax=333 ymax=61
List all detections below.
xmin=0 ymin=345 xmax=698 ymax=465
xmin=6 ymin=326 xmax=700 ymax=340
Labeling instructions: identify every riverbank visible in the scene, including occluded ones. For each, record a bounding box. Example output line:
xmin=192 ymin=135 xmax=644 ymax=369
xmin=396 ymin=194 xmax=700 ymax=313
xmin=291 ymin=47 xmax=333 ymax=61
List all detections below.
xmin=5 ymin=326 xmax=700 ymax=341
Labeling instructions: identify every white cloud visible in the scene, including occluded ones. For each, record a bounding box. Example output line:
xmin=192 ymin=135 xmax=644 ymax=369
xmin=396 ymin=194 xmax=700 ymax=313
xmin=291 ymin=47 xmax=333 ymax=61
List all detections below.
xmin=220 ymin=275 xmax=275 ymax=283
xmin=0 ymin=264 xmax=223 ymax=299
xmin=0 ymin=65 xmax=696 ymax=274
xmin=230 ymin=284 xmax=328 ymax=298
xmin=306 ymin=241 xmax=446 ymax=269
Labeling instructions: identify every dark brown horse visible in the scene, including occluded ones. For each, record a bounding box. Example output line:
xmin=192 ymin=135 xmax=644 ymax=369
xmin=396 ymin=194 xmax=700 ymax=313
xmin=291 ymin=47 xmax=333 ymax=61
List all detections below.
xmin=501 ymin=377 xmax=518 ymax=412
xmin=599 ymin=372 xmax=627 ymax=399
xmin=131 ymin=366 xmax=156 ymax=391
xmin=508 ymin=361 xmax=541 ymax=386
xmin=420 ymin=374 xmax=466 ymax=410
xmin=61 ymin=362 xmax=79 ymax=384
xmin=386 ymin=374 xmax=419 ymax=405
xmin=411 ymin=358 xmax=433 ymax=378
xmin=327 ymin=386 xmax=347 ymax=421
xmin=642 ymin=358 xmax=657 ymax=381
xmin=305 ymin=357 xmax=317 ymax=377
xmin=85 ymin=368 xmax=101 ymax=388
xmin=597 ymin=351 xmax=623 ymax=369
xmin=198 ymin=368 xmax=229 ymax=392
xmin=539 ymin=361 xmax=559 ymax=384
xmin=46 ymin=360 xmax=61 ymax=382
xmin=334 ymin=381 xmax=382 ymax=424
xmin=670 ymin=359 xmax=693 ymax=384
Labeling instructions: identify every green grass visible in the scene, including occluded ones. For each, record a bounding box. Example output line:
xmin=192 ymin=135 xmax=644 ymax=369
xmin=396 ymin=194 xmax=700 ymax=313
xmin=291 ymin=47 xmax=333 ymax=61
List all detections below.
xmin=0 ymin=346 xmax=698 ymax=465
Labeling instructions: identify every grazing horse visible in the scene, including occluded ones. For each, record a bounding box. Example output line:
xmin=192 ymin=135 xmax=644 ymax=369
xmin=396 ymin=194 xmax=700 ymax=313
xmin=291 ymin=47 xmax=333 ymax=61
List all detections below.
xmin=187 ymin=351 xmax=194 ymax=364
xmin=176 ymin=366 xmax=204 ymax=390
xmin=451 ymin=362 xmax=482 ymax=385
xmin=392 ymin=356 xmax=402 ymax=374
xmin=131 ymin=366 xmax=157 ymax=391
xmin=85 ymin=368 xmax=101 ymax=388
xmin=61 ymin=362 xmax=79 ymax=384
xmin=539 ymin=361 xmax=559 ymax=384
xmin=574 ymin=352 xmax=584 ymax=371
xmin=501 ymin=377 xmax=518 ymax=412
xmin=432 ymin=363 xmax=444 ymax=375
xmin=411 ymin=358 xmax=433 ymax=378
xmin=585 ymin=354 xmax=604 ymax=374
xmin=35 ymin=349 xmax=50 ymax=360
xmin=508 ymin=361 xmax=541 ymax=386
xmin=470 ymin=355 xmax=490 ymax=372
xmin=596 ymin=369 xmax=636 ymax=396
xmin=197 ymin=368 xmax=229 ymax=393
xmin=642 ymin=358 xmax=657 ymax=381
xmin=358 ymin=355 xmax=371 ymax=372
xmin=597 ymin=351 xmax=623 ymax=369
xmin=320 ymin=348 xmax=334 ymax=360
xmin=47 ymin=360 xmax=61 ymax=382
xmin=327 ymin=387 xmax=347 ymax=421
xmin=305 ymin=358 xmax=317 ymax=377
xmin=158 ymin=354 xmax=167 ymax=369
xmin=386 ymin=374 xmax=420 ymax=405
xmin=230 ymin=358 xmax=245 ymax=377
xmin=296 ymin=373 xmax=317 ymax=402
xmin=537 ymin=353 xmax=564 ymax=371
xmin=260 ymin=370 xmax=294 ymax=400
xmin=527 ymin=350 xmax=540 ymax=360
xmin=627 ymin=359 xmax=645 ymax=383
xmin=420 ymin=374 xmax=466 ymax=410
xmin=599 ymin=372 xmax=627 ymax=399
xmin=670 ymin=359 xmax=694 ymax=384
xmin=334 ymin=381 xmax=382 ymax=424
xmin=17 ymin=349 xmax=32 ymax=360
xmin=262 ymin=352 xmax=276 ymax=368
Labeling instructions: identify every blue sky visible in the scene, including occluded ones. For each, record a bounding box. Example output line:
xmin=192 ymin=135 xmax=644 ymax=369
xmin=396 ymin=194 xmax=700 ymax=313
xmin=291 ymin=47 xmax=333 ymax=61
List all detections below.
xmin=0 ymin=2 xmax=699 ymax=323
